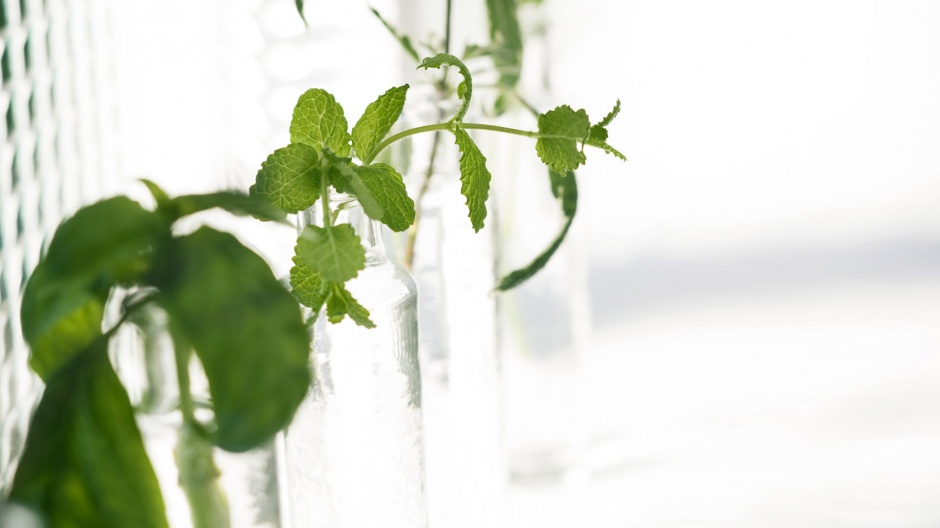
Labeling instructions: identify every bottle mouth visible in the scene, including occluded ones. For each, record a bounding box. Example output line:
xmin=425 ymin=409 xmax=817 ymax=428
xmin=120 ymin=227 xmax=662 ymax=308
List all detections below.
xmin=327 ymin=192 xmax=359 ymax=207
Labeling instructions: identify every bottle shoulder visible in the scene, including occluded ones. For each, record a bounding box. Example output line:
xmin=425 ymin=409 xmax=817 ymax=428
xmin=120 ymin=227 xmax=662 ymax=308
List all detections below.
xmin=348 ymin=261 xmax=417 ymax=305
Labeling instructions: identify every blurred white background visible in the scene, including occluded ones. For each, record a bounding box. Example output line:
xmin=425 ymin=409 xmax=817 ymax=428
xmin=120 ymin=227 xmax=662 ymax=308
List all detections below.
xmin=106 ymin=0 xmax=940 ymax=526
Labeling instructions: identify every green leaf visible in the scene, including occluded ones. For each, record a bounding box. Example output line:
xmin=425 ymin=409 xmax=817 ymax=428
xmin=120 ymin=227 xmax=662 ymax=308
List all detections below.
xmin=352 ymin=85 xmax=409 ymax=163
xmin=294 ymin=224 xmax=365 ymax=283
xmin=326 ymin=283 xmax=375 ymax=328
xmin=549 ymin=169 xmax=578 ymax=217
xmin=21 ymin=197 xmax=165 ymax=379
xmin=370 ymin=8 xmax=421 ymax=63
xmin=290 ymin=89 xmax=352 ymax=157
xmin=140 ymin=178 xmax=170 ymax=207
xmin=350 ymin=163 xmax=415 ymax=232
xmin=595 ymin=98 xmax=621 ymax=128
xmin=21 ymin=271 xmax=105 ymax=380
xmin=295 ymin=0 xmax=306 ymax=25
xmin=167 ymin=191 xmax=289 ymax=223
xmin=485 ymin=0 xmax=523 ymax=88
xmin=150 ymin=228 xmax=310 ymax=452
xmin=250 ymin=143 xmax=321 ymax=214
xmin=42 ymin=197 xmax=165 ymax=283
xmin=289 ymin=258 xmax=328 ymax=313
xmin=418 ymin=54 xmax=473 ymax=123
xmin=10 ymin=344 xmax=168 ymax=528
xmin=585 ymin=99 xmax=627 ymax=161
xmin=452 ymin=128 xmax=491 ymax=231
xmin=535 ymin=105 xmax=590 ymax=173
xmin=496 ymin=170 xmax=578 ymax=291
xmin=320 ymin=149 xmax=382 ymax=218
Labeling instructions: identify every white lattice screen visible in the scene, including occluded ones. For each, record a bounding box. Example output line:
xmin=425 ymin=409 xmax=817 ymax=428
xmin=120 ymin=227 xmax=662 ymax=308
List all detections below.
xmin=0 ymin=0 xmax=116 ymax=492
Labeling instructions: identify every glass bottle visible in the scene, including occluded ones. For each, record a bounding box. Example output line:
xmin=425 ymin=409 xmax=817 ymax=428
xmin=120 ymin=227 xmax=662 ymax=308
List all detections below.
xmin=486 ymin=3 xmax=591 ymax=482
xmin=284 ymin=195 xmax=427 ymax=528
xmin=109 ymin=293 xmax=283 ymax=528
xmin=394 ymin=85 xmax=506 ymax=528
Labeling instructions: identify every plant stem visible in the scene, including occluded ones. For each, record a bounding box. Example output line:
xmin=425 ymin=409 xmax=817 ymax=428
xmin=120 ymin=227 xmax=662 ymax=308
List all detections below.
xmin=320 ymin=156 xmax=332 ymax=227
xmin=173 ymin=336 xmax=230 ymax=528
xmin=364 ymin=122 xmax=541 ymax=164
xmin=444 ymin=0 xmax=453 ymax=55
xmin=404 ymin=129 xmax=443 ymax=269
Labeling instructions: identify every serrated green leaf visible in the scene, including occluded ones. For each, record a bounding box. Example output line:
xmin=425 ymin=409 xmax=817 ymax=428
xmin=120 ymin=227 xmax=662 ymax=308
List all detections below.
xmin=290 ymin=89 xmax=352 ymax=157
xmin=596 ymin=99 xmax=621 ymax=128
xmin=452 ymin=128 xmax=491 ymax=231
xmin=150 ymin=228 xmax=310 ymax=452
xmin=350 ymin=163 xmax=415 ymax=232
xmin=250 ymin=143 xmax=321 ymax=214
xmin=584 ymin=99 xmax=627 ymax=161
xmin=10 ymin=343 xmax=168 ymax=528
xmin=21 ymin=197 xmax=165 ymax=379
xmin=588 ymin=124 xmax=608 ymax=143
xmin=370 ymin=8 xmax=421 ymax=63
xmin=320 ymin=149 xmax=383 ymax=219
xmin=167 ymin=191 xmax=289 ymax=223
xmin=496 ymin=170 xmax=578 ymax=291
xmin=418 ymin=54 xmax=473 ymax=123
xmin=535 ymin=105 xmax=590 ymax=173
xmin=326 ymin=283 xmax=375 ymax=328
xmin=352 ymin=85 xmax=409 ymax=163
xmin=290 ymin=258 xmax=328 ymax=312
xmin=584 ymin=135 xmax=628 ymax=161
xmin=485 ymin=0 xmax=523 ymax=88
xmin=295 ymin=224 xmax=365 ymax=283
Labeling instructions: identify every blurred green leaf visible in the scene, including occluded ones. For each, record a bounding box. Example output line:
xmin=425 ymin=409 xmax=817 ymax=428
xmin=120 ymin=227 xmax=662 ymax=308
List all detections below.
xmin=169 ymin=190 xmax=289 ymax=223
xmin=295 ymin=0 xmax=306 ymax=25
xmin=496 ymin=170 xmax=577 ymax=291
xmin=485 ymin=0 xmax=523 ymax=88
xmin=150 ymin=228 xmax=310 ymax=452
xmin=21 ymin=197 xmax=164 ymax=379
xmin=370 ymin=8 xmax=421 ymax=62
xmin=10 ymin=342 xmax=168 ymax=528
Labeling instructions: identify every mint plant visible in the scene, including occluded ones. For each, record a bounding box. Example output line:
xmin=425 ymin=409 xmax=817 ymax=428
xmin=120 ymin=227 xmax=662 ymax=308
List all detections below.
xmin=250 ymin=53 xmax=624 ymax=326
xmin=367 ymin=0 xmax=599 ymax=282
xmin=7 ymin=186 xmax=310 ymax=528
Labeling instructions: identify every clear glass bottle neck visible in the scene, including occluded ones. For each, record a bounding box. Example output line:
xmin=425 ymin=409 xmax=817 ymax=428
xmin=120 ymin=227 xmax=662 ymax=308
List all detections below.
xmin=298 ymin=193 xmax=389 ymax=266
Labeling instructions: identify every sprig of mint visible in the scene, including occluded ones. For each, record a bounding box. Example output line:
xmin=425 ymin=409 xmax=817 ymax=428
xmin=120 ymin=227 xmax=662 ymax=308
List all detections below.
xmin=10 ymin=185 xmax=310 ymax=528
xmin=251 ymin=53 xmax=624 ymax=323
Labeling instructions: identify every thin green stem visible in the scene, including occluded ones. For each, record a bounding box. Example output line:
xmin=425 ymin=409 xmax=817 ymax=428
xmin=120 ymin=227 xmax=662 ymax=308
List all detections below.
xmin=364 ymin=122 xmax=541 ymax=164
xmin=404 ymin=130 xmax=442 ymax=270
xmin=172 ymin=332 xmax=230 ymax=528
xmin=444 ymin=0 xmax=453 ymax=55
xmin=320 ymin=156 xmax=332 ymax=228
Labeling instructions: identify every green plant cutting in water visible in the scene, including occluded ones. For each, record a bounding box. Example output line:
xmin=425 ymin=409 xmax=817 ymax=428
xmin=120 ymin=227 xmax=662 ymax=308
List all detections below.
xmin=7 ymin=187 xmax=310 ymax=528
xmin=251 ymin=53 xmax=625 ymax=326
xmin=5 ymin=5 xmax=624 ymax=527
